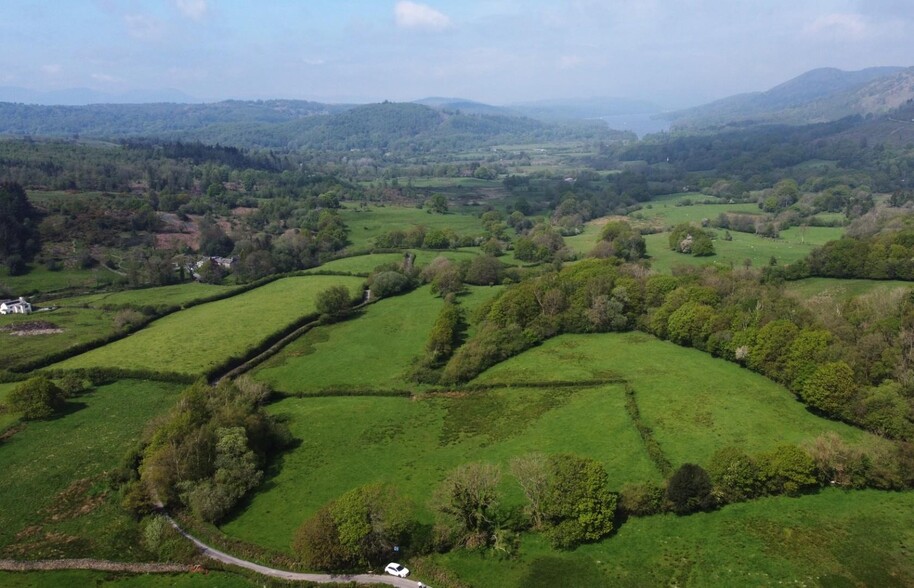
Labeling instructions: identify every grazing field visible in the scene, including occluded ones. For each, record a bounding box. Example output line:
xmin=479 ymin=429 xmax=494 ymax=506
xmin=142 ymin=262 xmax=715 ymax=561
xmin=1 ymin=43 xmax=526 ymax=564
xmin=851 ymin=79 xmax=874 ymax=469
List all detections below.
xmin=50 ymin=276 xmax=365 ymax=376
xmin=642 ymin=226 xmax=841 ymax=273
xmin=0 ymin=570 xmax=257 ymax=587
xmin=785 ymin=277 xmax=914 ymax=300
xmin=473 ymin=332 xmax=883 ymax=465
xmin=340 ymin=205 xmax=487 ymax=250
xmin=431 ymin=489 xmax=914 ymax=588
xmin=0 ymin=382 xmax=20 ymax=431
xmin=46 ymin=282 xmax=237 ymax=311
xmin=253 ymin=285 xmax=503 ymax=393
xmin=630 ymin=194 xmax=763 ymax=228
xmin=220 ymin=383 xmax=659 ymax=552
xmin=0 ymin=267 xmax=117 ymax=296
xmin=0 ymin=380 xmax=182 ymax=560
xmin=309 ymin=250 xmax=481 ymax=275
xmin=2 ymin=307 xmax=119 ymax=371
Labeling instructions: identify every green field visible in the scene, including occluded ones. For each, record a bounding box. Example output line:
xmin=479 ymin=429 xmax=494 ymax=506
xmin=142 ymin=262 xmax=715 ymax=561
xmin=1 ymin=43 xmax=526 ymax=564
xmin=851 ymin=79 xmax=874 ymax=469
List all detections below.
xmin=309 ymin=250 xmax=481 ymax=275
xmin=220 ymin=383 xmax=659 ymax=552
xmin=0 ymin=570 xmax=257 ymax=587
xmin=0 ymin=267 xmax=119 ymax=296
xmin=430 ymin=488 xmax=914 ymax=588
xmin=2 ymin=307 xmax=120 ymax=371
xmin=253 ymin=285 xmax=503 ymax=393
xmin=46 ymin=282 xmax=237 ymax=311
xmin=785 ymin=277 xmax=914 ymax=300
xmin=631 ymin=194 xmax=763 ymax=228
xmin=340 ymin=205 xmax=487 ymax=250
xmin=643 ymin=226 xmax=843 ymax=273
xmin=0 ymin=380 xmax=182 ymax=560
xmin=0 ymin=382 xmax=20 ymax=431
xmin=224 ymin=330 xmax=883 ymax=557
xmin=50 ymin=276 xmax=365 ymax=376
xmin=474 ymin=332 xmax=882 ymax=465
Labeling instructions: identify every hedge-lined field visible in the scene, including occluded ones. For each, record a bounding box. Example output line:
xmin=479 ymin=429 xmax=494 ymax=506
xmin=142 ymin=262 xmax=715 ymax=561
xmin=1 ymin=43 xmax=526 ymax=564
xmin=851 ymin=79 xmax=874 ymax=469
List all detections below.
xmin=784 ymin=277 xmax=914 ymax=300
xmin=49 ymin=276 xmax=364 ymax=376
xmin=473 ymin=332 xmax=884 ymax=465
xmin=253 ymin=285 xmax=502 ymax=393
xmin=2 ymin=307 xmax=120 ymax=371
xmin=431 ymin=489 xmax=914 ymax=587
xmin=642 ymin=227 xmax=841 ymax=273
xmin=0 ymin=380 xmax=182 ymax=560
xmin=0 ymin=570 xmax=257 ymax=587
xmin=220 ymin=384 xmax=658 ymax=552
xmin=308 ymin=250 xmax=481 ymax=275
xmin=340 ymin=205 xmax=487 ymax=250
xmin=47 ymin=282 xmax=237 ymax=311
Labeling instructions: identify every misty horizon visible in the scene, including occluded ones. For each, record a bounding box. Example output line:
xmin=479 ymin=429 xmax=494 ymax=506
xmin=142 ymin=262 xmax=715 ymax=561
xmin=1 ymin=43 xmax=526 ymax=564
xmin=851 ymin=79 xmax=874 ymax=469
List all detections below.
xmin=4 ymin=1 xmax=914 ymax=110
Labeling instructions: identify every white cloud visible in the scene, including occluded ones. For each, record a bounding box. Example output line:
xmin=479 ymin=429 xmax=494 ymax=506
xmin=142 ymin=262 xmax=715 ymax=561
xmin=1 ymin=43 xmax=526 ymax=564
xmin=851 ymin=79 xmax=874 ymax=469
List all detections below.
xmin=395 ymin=1 xmax=452 ymax=31
xmin=558 ymin=55 xmax=584 ymax=69
xmin=804 ymin=13 xmax=869 ymax=39
xmin=91 ymin=72 xmax=118 ymax=83
xmin=175 ymin=0 xmax=208 ymax=21
xmin=124 ymin=13 xmax=164 ymax=40
xmin=41 ymin=64 xmax=62 ymax=76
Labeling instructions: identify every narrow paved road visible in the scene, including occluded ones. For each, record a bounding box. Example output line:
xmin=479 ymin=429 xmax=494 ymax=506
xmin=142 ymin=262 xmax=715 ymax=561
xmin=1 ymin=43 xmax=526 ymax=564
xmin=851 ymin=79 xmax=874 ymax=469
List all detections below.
xmin=166 ymin=512 xmax=426 ymax=587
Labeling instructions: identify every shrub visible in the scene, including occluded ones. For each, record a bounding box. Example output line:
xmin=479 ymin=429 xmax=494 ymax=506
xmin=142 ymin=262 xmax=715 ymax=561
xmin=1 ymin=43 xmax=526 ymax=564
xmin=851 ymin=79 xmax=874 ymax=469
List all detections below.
xmin=619 ymin=482 xmax=666 ymax=516
xmin=666 ymin=463 xmax=715 ymax=515
xmin=7 ymin=376 xmax=66 ymax=420
xmin=707 ymin=447 xmax=761 ymax=503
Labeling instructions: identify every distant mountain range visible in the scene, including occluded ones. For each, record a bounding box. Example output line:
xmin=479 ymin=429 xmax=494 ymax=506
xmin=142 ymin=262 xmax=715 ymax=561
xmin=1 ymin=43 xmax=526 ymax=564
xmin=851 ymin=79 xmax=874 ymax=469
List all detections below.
xmin=0 ymin=100 xmax=627 ymax=151
xmin=414 ymin=96 xmax=663 ymax=120
xmin=666 ymin=66 xmax=914 ymax=129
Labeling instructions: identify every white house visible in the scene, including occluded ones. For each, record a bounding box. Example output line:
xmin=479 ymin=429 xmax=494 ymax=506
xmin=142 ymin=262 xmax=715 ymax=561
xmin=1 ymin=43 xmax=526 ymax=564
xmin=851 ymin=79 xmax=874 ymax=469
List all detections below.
xmin=0 ymin=297 xmax=32 ymax=315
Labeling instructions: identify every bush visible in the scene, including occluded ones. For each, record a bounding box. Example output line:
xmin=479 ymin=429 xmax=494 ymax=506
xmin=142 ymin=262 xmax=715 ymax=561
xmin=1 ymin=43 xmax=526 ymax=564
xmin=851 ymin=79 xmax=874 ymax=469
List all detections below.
xmin=619 ymin=482 xmax=666 ymax=516
xmin=316 ymin=285 xmax=354 ymax=317
xmin=666 ymin=463 xmax=715 ymax=515
xmin=707 ymin=447 xmax=761 ymax=503
xmin=7 ymin=376 xmax=66 ymax=420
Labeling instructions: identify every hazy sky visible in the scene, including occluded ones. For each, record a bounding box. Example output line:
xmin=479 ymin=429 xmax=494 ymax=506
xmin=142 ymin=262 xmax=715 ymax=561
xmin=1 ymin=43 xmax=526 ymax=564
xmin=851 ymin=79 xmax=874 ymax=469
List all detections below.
xmin=2 ymin=0 xmax=912 ymax=107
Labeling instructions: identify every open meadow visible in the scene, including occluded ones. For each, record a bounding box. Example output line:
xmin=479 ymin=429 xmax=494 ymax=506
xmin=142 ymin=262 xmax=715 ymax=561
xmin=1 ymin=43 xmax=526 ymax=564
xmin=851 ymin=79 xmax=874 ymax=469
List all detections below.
xmin=46 ymin=282 xmax=237 ymax=311
xmin=221 ymin=330 xmax=885 ymax=560
xmin=49 ymin=275 xmax=364 ymax=376
xmin=784 ymin=277 xmax=914 ymax=300
xmin=474 ymin=332 xmax=883 ymax=465
xmin=1 ymin=306 xmax=120 ymax=371
xmin=307 ymin=249 xmax=481 ymax=275
xmin=220 ymin=383 xmax=659 ymax=552
xmin=339 ymin=205 xmax=490 ymax=250
xmin=253 ymin=285 xmax=503 ymax=393
xmin=0 ymin=380 xmax=182 ymax=561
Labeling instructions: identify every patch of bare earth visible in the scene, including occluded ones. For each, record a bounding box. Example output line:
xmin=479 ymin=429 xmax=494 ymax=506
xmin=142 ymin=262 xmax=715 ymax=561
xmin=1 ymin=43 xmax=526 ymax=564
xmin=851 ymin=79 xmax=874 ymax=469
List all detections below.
xmin=40 ymin=478 xmax=107 ymax=523
xmin=1 ymin=321 xmax=63 ymax=336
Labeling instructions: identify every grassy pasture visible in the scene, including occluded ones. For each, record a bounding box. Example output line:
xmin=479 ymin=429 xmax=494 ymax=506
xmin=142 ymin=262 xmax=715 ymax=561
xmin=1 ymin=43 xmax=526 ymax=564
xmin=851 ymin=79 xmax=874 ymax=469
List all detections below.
xmin=473 ymin=332 xmax=883 ymax=465
xmin=46 ymin=282 xmax=237 ymax=311
xmin=50 ymin=275 xmax=364 ymax=376
xmin=253 ymin=285 xmax=503 ymax=394
xmin=642 ymin=226 xmax=841 ymax=273
xmin=340 ymin=205 xmax=486 ymax=250
xmin=0 ymin=570 xmax=257 ymax=587
xmin=431 ymin=489 xmax=914 ymax=588
xmin=220 ymin=383 xmax=659 ymax=552
xmin=309 ymin=250 xmax=481 ymax=275
xmin=631 ymin=194 xmax=763 ymax=228
xmin=0 ymin=382 xmax=20 ymax=431
xmin=1 ymin=307 xmax=119 ymax=371
xmin=0 ymin=380 xmax=182 ymax=560
xmin=0 ymin=266 xmax=118 ymax=296
xmin=785 ymin=277 xmax=913 ymax=300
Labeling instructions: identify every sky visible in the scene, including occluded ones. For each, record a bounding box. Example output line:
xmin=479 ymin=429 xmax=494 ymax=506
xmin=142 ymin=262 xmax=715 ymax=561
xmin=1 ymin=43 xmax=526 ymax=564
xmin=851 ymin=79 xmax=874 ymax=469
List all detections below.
xmin=1 ymin=0 xmax=913 ymax=108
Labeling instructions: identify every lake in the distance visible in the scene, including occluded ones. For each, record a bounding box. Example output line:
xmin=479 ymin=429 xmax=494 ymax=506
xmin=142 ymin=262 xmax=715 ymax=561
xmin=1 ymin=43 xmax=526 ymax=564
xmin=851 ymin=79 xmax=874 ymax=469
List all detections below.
xmin=601 ymin=113 xmax=670 ymax=138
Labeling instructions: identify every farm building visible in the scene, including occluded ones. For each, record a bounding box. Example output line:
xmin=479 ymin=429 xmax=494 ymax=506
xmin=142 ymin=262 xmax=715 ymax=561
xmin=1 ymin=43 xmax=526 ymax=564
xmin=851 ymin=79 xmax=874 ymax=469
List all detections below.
xmin=0 ymin=297 xmax=32 ymax=315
